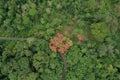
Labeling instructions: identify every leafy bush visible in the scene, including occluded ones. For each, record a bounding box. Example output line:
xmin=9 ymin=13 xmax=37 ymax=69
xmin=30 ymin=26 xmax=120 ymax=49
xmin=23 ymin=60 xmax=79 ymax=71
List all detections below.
xmin=90 ymin=23 xmax=109 ymax=42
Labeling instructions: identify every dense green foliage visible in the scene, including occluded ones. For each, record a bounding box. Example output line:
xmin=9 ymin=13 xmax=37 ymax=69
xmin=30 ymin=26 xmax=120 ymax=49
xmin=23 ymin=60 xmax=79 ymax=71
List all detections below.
xmin=90 ymin=23 xmax=109 ymax=42
xmin=0 ymin=0 xmax=120 ymax=80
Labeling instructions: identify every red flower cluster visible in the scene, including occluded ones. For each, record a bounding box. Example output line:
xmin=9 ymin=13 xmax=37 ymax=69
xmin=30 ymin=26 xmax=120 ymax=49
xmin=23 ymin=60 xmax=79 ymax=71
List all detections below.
xmin=49 ymin=33 xmax=72 ymax=54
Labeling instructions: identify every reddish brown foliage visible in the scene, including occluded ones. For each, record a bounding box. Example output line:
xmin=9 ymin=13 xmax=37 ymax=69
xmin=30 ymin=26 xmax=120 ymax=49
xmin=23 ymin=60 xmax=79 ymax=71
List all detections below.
xmin=77 ymin=34 xmax=84 ymax=42
xmin=49 ymin=33 xmax=72 ymax=54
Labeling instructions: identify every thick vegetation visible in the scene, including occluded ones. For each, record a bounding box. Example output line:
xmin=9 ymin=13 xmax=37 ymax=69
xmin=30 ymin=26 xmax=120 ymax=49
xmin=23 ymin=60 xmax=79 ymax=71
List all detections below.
xmin=0 ymin=0 xmax=120 ymax=80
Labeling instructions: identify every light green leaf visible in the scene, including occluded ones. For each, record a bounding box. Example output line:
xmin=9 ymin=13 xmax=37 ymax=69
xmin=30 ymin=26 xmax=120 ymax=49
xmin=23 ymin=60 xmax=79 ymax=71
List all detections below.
xmin=29 ymin=8 xmax=37 ymax=16
xmin=27 ymin=37 xmax=35 ymax=45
